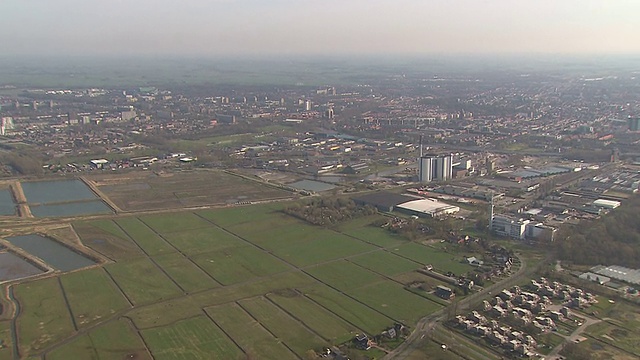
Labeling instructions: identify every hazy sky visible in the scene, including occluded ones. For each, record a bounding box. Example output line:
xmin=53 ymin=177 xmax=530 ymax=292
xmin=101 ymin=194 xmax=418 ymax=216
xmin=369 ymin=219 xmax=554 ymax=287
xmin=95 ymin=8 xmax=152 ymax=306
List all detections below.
xmin=2 ymin=0 xmax=639 ymax=57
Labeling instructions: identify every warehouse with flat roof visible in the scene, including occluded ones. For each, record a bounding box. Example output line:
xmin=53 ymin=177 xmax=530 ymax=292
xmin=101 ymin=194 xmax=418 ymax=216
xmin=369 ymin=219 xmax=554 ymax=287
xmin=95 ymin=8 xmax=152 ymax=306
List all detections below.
xmin=395 ymin=198 xmax=460 ymax=218
xmin=593 ymin=199 xmax=621 ymax=209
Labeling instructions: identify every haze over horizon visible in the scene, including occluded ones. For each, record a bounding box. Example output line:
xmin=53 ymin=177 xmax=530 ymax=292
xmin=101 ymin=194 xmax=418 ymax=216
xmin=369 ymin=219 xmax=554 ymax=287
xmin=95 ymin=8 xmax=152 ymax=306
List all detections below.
xmin=2 ymin=0 xmax=639 ymax=58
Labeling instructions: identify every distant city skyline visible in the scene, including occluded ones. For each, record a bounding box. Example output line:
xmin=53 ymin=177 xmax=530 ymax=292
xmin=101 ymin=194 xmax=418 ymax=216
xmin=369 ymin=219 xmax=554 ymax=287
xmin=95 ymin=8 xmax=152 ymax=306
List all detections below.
xmin=2 ymin=0 xmax=639 ymax=57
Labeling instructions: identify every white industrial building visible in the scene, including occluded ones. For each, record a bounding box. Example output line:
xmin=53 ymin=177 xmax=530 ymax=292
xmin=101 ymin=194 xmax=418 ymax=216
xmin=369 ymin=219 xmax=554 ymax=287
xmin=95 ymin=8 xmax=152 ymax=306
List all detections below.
xmin=592 ymin=199 xmax=621 ymax=209
xmin=396 ymin=198 xmax=460 ymax=218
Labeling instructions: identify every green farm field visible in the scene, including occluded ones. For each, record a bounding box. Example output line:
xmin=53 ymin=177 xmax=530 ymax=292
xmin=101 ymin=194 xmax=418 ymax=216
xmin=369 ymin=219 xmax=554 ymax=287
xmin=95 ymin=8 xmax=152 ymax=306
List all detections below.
xmin=90 ymin=169 xmax=295 ymax=211
xmin=585 ymin=321 xmax=640 ymax=356
xmin=59 ymin=268 xmax=131 ymax=328
xmin=7 ymin=204 xmax=476 ymax=359
xmin=141 ymin=316 xmax=244 ymax=360
xmin=46 ymin=319 xmax=150 ymax=360
xmin=205 ymin=302 xmax=299 ymax=360
xmin=105 ymin=257 xmax=183 ymax=305
xmin=0 ymin=320 xmax=12 ymax=359
xmin=266 ymin=290 xmax=357 ymax=343
xmin=390 ymin=242 xmax=471 ymax=275
xmin=238 ymin=296 xmax=328 ymax=357
xmin=114 ymin=217 xmax=177 ymax=256
xmin=13 ymin=277 xmax=75 ymax=357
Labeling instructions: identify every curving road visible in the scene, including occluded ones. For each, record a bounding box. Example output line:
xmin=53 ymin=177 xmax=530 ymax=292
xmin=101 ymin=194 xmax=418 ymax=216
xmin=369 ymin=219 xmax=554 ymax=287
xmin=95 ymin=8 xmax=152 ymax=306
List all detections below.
xmin=384 ymin=252 xmax=551 ymax=359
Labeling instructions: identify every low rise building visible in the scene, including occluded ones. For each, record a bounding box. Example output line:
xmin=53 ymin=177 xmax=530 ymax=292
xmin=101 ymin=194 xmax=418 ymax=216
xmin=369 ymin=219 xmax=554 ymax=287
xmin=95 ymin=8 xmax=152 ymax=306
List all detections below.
xmin=491 ymin=215 xmax=530 ymax=239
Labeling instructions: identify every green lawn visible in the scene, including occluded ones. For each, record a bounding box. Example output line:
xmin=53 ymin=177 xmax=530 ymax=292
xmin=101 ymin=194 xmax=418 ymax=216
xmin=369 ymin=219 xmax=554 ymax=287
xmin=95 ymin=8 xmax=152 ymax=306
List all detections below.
xmin=105 ymin=257 xmax=183 ymax=305
xmin=87 ymin=219 xmax=129 ymax=239
xmin=350 ymin=281 xmax=443 ymax=324
xmin=160 ymin=226 xmax=246 ymax=255
xmin=586 ymin=299 xmax=640 ymax=329
xmin=431 ymin=327 xmax=501 ymax=360
xmin=303 ymin=284 xmax=393 ymax=335
xmin=306 ymin=260 xmax=383 ymax=292
xmin=231 ymin=219 xmax=320 ymax=250
xmin=115 ymin=217 xmax=176 ymax=256
xmin=0 ymin=320 xmax=13 ymax=360
xmin=60 ymin=268 xmax=131 ymax=328
xmin=73 ymin=221 xmax=144 ymax=260
xmin=153 ymin=253 xmax=220 ymax=292
xmin=11 ymin=203 xmax=502 ymax=358
xmin=270 ymin=232 xmax=376 ymax=267
xmin=238 ymin=297 xmax=328 ymax=356
xmin=349 ymin=250 xmax=422 ymax=276
xmin=406 ymin=339 xmax=465 ymax=360
xmin=46 ymin=333 xmax=96 ymax=360
xmin=575 ymin=338 xmax=639 ymax=360
xmin=205 ymin=303 xmax=298 ymax=360
xmin=197 ymin=204 xmax=284 ymax=228
xmin=585 ymin=321 xmax=640 ymax=355
xmin=130 ymin=271 xmax=315 ymax=330
xmin=538 ymin=332 xmax=566 ymax=354
xmin=191 ymin=246 xmax=290 ymax=285
xmin=13 ymin=277 xmax=75 ymax=356
xmin=46 ymin=319 xmax=150 ymax=360
xmin=390 ymin=242 xmax=472 ymax=275
xmin=141 ymin=316 xmax=243 ymax=360
xmin=140 ymin=212 xmax=213 ymax=234
xmin=336 ymin=215 xmax=408 ymax=248
xmin=267 ymin=291 xmax=357 ymax=343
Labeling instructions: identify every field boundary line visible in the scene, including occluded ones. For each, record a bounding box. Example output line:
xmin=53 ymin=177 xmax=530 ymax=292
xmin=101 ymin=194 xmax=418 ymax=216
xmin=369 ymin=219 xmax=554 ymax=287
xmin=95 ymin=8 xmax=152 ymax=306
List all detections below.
xmin=56 ymin=277 xmax=79 ymax=332
xmin=201 ymin=309 xmax=247 ymax=357
xmin=102 ymin=267 xmax=135 ymax=308
xmin=79 ymin=176 xmax=123 ymax=214
xmin=235 ymin=300 xmax=303 ymax=360
xmin=70 ymin=223 xmax=116 ymax=263
xmin=195 ymin=211 xmax=437 ymax=328
xmin=112 ymin=220 xmax=187 ymax=294
xmin=300 ymin=290 xmax=368 ymax=335
xmin=136 ymin=215 xmax=224 ymax=287
xmin=344 ymin=258 xmax=446 ymax=309
xmin=122 ymin=316 xmax=155 ymax=360
xmin=264 ymin=293 xmax=331 ymax=342
xmin=6 ymin=285 xmax=20 ymax=360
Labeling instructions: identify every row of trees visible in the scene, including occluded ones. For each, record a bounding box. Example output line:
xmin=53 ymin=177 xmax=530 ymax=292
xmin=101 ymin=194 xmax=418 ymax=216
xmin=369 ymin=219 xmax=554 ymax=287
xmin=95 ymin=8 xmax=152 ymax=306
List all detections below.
xmin=0 ymin=153 xmax=44 ymax=176
xmin=556 ymin=195 xmax=640 ymax=268
xmin=283 ymin=197 xmax=376 ymax=226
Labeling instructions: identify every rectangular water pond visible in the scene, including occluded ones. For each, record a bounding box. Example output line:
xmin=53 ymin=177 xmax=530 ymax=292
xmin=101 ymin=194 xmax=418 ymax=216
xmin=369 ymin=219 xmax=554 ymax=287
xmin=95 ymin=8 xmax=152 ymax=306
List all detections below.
xmin=0 ymin=252 xmax=45 ymax=281
xmin=6 ymin=234 xmax=96 ymax=272
xmin=0 ymin=189 xmax=16 ymax=216
xmin=29 ymin=200 xmax=112 ymax=217
xmin=21 ymin=179 xmax=98 ymax=204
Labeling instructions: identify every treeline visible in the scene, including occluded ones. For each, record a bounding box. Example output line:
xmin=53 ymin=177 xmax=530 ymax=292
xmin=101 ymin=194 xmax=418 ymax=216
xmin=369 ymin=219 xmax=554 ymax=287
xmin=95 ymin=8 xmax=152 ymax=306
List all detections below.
xmin=0 ymin=153 xmax=43 ymax=176
xmin=283 ymin=197 xmax=376 ymax=226
xmin=556 ymin=195 xmax=640 ymax=267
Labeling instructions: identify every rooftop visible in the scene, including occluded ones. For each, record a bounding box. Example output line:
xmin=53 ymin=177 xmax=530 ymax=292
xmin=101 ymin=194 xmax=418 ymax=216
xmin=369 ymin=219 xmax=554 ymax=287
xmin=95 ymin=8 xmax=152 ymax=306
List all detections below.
xmin=395 ymin=198 xmax=459 ymax=215
xmin=592 ymin=265 xmax=640 ymax=285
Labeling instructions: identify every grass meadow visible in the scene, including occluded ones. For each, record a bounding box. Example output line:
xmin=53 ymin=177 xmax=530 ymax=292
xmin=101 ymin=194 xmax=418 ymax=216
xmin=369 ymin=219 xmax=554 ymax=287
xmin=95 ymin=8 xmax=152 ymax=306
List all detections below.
xmin=47 ymin=319 xmax=150 ymax=360
xmin=141 ymin=316 xmax=244 ymax=360
xmin=205 ymin=303 xmax=298 ymax=360
xmin=59 ymin=268 xmax=131 ymax=328
xmin=10 ymin=203 xmax=477 ymax=359
xmin=13 ymin=278 xmax=75 ymax=356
